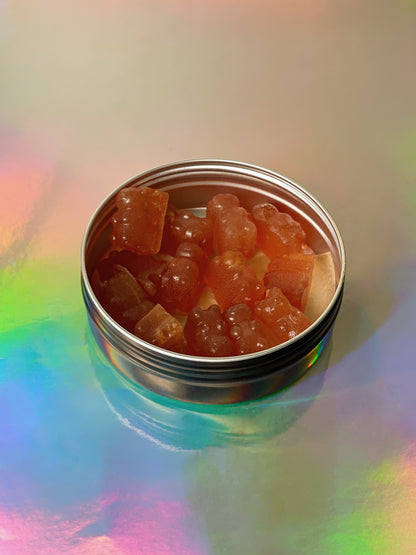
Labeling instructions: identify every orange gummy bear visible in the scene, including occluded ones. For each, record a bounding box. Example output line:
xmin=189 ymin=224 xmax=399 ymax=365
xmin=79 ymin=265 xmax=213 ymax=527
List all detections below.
xmin=111 ymin=187 xmax=168 ymax=255
xmin=252 ymin=202 xmax=306 ymax=259
xmin=93 ymin=264 xmax=154 ymax=333
xmin=224 ymin=303 xmax=276 ymax=355
xmin=159 ymin=257 xmax=202 ymax=314
xmin=162 ymin=209 xmax=213 ymax=255
xmin=213 ymin=206 xmax=257 ymax=258
xmin=206 ymin=193 xmax=240 ymax=222
xmin=134 ymin=304 xmax=186 ymax=353
xmin=204 ymin=251 xmax=265 ymax=311
xmin=184 ymin=304 xmax=234 ymax=357
xmin=265 ymin=253 xmax=314 ymax=311
xmin=255 ymin=287 xmax=311 ymax=345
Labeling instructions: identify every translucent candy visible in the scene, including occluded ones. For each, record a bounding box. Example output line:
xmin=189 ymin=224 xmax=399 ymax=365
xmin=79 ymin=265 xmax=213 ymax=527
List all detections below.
xmin=204 ymin=251 xmax=265 ymax=311
xmin=97 ymin=188 xmax=318 ymax=356
xmin=252 ymin=202 xmax=306 ymax=259
xmin=97 ymin=250 xmax=167 ymax=297
xmin=213 ymin=206 xmax=257 ymax=258
xmin=265 ymin=253 xmax=314 ymax=310
xmin=255 ymin=287 xmax=311 ymax=344
xmin=251 ymin=202 xmax=279 ymax=224
xmin=206 ymin=193 xmax=240 ymax=221
xmin=184 ymin=304 xmax=234 ymax=357
xmin=111 ymin=187 xmax=168 ymax=255
xmin=134 ymin=304 xmax=187 ymax=353
xmin=159 ymin=257 xmax=201 ymax=313
xmin=162 ymin=210 xmax=213 ymax=255
xmin=160 ymin=205 xmax=178 ymax=252
xmin=93 ymin=264 xmax=154 ymax=333
xmin=175 ymin=241 xmax=208 ymax=270
xmin=224 ymin=303 xmax=276 ymax=355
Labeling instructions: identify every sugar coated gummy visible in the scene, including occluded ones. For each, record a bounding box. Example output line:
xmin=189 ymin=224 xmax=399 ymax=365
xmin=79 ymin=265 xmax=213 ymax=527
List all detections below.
xmin=111 ymin=187 xmax=168 ymax=255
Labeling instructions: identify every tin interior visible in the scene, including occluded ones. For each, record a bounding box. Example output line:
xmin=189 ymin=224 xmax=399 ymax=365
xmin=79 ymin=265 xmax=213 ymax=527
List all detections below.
xmin=81 ymin=160 xmax=345 ymax=398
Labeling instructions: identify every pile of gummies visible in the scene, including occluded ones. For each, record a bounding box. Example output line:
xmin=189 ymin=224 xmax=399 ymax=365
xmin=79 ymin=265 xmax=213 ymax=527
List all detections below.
xmin=91 ymin=186 xmax=315 ymax=356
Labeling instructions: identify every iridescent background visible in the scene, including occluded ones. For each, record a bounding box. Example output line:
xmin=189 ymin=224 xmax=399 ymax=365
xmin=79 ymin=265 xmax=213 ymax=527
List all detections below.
xmin=1 ymin=1 xmax=415 ymax=553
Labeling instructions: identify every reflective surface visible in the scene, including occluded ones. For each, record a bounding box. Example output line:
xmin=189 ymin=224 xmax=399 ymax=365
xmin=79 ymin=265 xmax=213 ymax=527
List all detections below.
xmin=1 ymin=1 xmax=415 ymax=553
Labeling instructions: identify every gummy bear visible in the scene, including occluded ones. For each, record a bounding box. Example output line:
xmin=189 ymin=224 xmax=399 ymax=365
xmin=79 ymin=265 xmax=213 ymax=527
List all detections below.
xmin=97 ymin=250 xmax=167 ymax=297
xmin=204 ymin=251 xmax=265 ymax=311
xmin=175 ymin=242 xmax=208 ymax=270
xmin=162 ymin=209 xmax=213 ymax=255
xmin=255 ymin=287 xmax=311 ymax=345
xmin=224 ymin=303 xmax=276 ymax=355
xmin=213 ymin=206 xmax=257 ymax=258
xmin=252 ymin=202 xmax=306 ymax=259
xmin=206 ymin=193 xmax=240 ymax=222
xmin=93 ymin=264 xmax=154 ymax=333
xmin=159 ymin=257 xmax=202 ymax=314
xmin=111 ymin=186 xmax=168 ymax=255
xmin=251 ymin=202 xmax=279 ymax=224
xmin=184 ymin=304 xmax=234 ymax=357
xmin=265 ymin=253 xmax=314 ymax=311
xmin=134 ymin=304 xmax=187 ymax=353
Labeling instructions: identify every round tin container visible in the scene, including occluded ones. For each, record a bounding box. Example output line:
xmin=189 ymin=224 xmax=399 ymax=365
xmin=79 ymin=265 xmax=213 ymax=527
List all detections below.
xmin=81 ymin=160 xmax=345 ymax=404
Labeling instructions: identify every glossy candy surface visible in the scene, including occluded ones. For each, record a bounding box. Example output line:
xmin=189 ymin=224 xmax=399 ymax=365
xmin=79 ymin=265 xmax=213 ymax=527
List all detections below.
xmin=134 ymin=303 xmax=186 ymax=352
xmin=184 ymin=304 xmax=234 ymax=357
xmin=204 ymin=251 xmax=265 ymax=311
xmin=111 ymin=187 xmax=168 ymax=255
xmin=213 ymin=206 xmax=257 ymax=258
xmin=97 ymin=250 xmax=168 ymax=298
xmin=255 ymin=287 xmax=311 ymax=344
xmin=163 ymin=209 xmax=213 ymax=254
xmin=207 ymin=193 xmax=257 ymax=258
xmin=159 ymin=257 xmax=201 ymax=314
xmin=252 ymin=202 xmax=306 ymax=259
xmin=93 ymin=265 xmax=154 ymax=333
xmin=93 ymin=188 xmax=316 ymax=355
xmin=175 ymin=242 xmax=208 ymax=270
xmin=206 ymin=192 xmax=241 ymax=221
xmin=265 ymin=253 xmax=314 ymax=310
xmin=224 ymin=303 xmax=276 ymax=355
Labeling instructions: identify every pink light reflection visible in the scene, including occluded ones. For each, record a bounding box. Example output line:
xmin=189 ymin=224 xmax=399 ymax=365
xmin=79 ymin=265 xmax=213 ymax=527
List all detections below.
xmin=0 ymin=493 xmax=205 ymax=554
xmin=0 ymin=134 xmax=54 ymax=259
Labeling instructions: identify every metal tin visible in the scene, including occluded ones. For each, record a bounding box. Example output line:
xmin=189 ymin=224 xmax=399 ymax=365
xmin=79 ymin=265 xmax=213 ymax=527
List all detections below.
xmin=81 ymin=160 xmax=345 ymax=404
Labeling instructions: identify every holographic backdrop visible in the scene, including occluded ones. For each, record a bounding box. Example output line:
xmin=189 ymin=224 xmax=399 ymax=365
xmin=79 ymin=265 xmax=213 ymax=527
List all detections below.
xmin=1 ymin=1 xmax=416 ymax=553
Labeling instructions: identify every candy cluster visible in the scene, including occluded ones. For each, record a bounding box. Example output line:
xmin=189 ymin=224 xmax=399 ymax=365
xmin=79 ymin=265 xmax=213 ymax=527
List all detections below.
xmin=91 ymin=187 xmax=314 ymax=356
